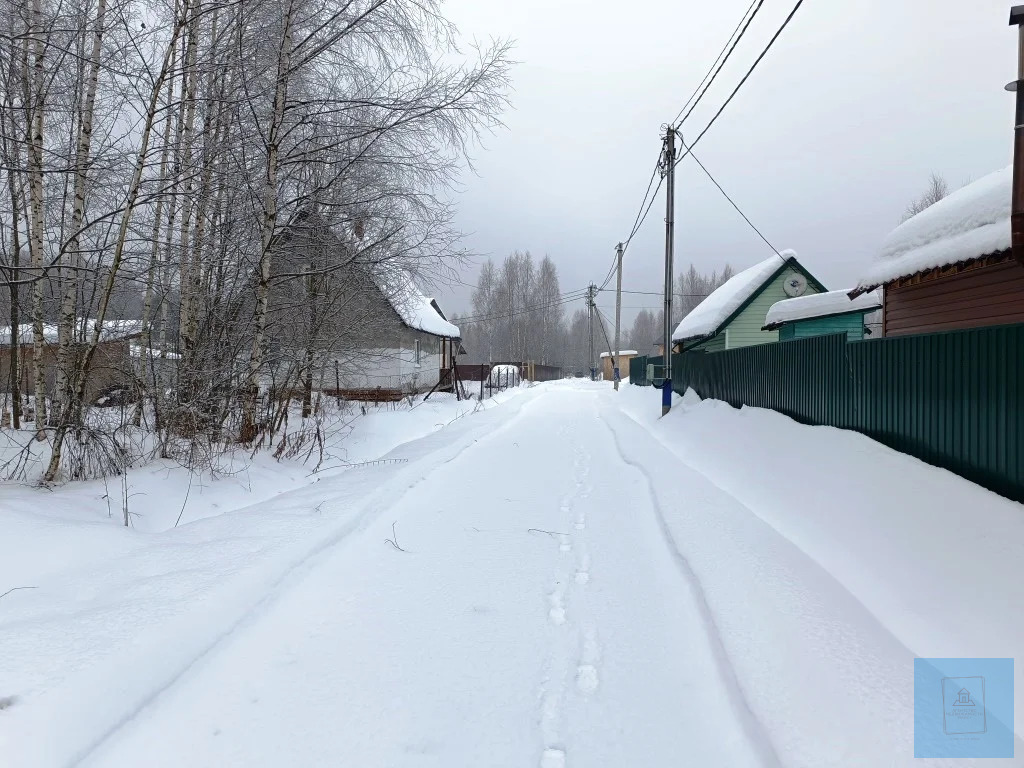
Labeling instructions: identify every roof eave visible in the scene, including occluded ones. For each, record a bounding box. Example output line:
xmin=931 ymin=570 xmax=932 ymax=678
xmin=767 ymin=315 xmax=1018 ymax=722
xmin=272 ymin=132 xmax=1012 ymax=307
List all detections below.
xmin=404 ymin=321 xmax=460 ymax=341
xmin=762 ymin=305 xmax=881 ymax=331
xmin=851 ymin=248 xmax=1015 ymax=299
xmin=848 ymin=284 xmax=879 ymax=299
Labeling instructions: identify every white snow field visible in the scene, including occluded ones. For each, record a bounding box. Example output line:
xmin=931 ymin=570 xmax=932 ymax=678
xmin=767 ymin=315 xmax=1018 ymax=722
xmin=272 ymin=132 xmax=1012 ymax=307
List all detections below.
xmin=1 ymin=380 xmax=1022 ymax=767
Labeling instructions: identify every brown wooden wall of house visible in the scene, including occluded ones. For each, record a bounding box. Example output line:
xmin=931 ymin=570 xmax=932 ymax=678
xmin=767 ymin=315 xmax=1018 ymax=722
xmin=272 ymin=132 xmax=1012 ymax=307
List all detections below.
xmin=0 ymin=339 xmax=136 ymax=403
xmin=884 ymin=258 xmax=1024 ymax=336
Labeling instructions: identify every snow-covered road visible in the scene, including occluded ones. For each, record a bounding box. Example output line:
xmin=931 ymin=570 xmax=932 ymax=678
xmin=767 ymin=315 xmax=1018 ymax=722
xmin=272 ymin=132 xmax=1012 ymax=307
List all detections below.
xmin=3 ymin=381 xmax=1021 ymax=767
xmin=71 ymin=387 xmax=765 ymax=767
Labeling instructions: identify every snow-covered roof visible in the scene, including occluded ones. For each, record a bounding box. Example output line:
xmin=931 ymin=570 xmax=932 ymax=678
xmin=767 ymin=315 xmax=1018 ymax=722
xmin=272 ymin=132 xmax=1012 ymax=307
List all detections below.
xmin=854 ymin=166 xmax=1012 ymax=293
xmin=0 ymin=319 xmax=142 ymax=345
xmin=599 ymin=350 xmax=638 ymax=358
xmin=130 ymin=344 xmax=181 ymax=360
xmin=672 ymin=252 xmax=795 ymax=342
xmin=374 ymin=270 xmax=460 ymax=339
xmin=763 ymin=289 xmax=881 ymax=330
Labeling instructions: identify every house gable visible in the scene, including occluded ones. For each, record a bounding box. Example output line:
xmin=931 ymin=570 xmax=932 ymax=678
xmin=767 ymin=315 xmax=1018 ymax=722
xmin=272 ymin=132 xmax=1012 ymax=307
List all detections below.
xmin=722 ymin=265 xmax=824 ymax=348
xmin=684 ymin=262 xmax=824 ymax=351
xmin=676 ymin=255 xmax=826 ymax=351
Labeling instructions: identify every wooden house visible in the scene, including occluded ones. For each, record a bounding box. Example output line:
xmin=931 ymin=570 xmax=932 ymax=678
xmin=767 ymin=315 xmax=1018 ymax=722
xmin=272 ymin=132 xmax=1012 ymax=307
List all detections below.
xmin=672 ymin=250 xmax=826 ymax=352
xmin=0 ymin=320 xmax=143 ymax=404
xmin=850 ymin=166 xmax=1024 ymax=336
xmin=320 ymin=270 xmax=463 ymax=397
xmin=762 ymin=289 xmax=882 ymax=341
xmin=267 ymin=211 xmax=462 ymax=398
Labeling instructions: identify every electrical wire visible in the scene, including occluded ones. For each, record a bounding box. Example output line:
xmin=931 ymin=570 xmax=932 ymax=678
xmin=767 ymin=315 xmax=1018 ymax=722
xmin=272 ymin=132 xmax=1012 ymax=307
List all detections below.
xmin=455 ymin=291 xmax=588 ymax=325
xmin=610 ymin=153 xmax=666 ymax=276
xmin=671 ymin=0 xmax=765 ymax=128
xmin=599 ymin=288 xmax=714 ymax=298
xmin=675 ymin=0 xmax=807 ymax=168
xmin=595 ymin=305 xmax=678 ymax=310
xmin=606 ymin=0 xmax=805 ymax=287
xmin=682 ymin=142 xmax=781 ymax=256
xmin=457 ymin=292 xmax=586 ymax=323
xmin=610 ymin=0 xmax=771 ymax=266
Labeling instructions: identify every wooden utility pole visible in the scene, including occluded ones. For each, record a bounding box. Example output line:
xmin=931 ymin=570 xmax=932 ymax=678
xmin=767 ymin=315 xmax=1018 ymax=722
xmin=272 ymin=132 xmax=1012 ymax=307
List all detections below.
xmin=613 ymin=242 xmax=624 ymax=390
xmin=661 ymin=128 xmax=677 ymax=416
xmin=587 ymin=283 xmax=596 ymax=380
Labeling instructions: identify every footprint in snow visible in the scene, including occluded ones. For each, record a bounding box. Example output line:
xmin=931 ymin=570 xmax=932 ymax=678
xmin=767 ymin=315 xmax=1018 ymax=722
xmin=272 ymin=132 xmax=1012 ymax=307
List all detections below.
xmin=548 ymin=591 xmax=566 ymax=626
xmin=541 ymin=747 xmax=566 ymax=768
xmin=576 ymin=665 xmax=599 ymax=695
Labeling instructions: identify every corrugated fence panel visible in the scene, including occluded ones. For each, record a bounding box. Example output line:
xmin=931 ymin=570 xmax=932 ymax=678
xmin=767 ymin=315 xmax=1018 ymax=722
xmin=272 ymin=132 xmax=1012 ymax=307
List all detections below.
xmin=629 ymin=356 xmax=649 ymax=387
xmin=669 ymin=325 xmax=1024 ymax=504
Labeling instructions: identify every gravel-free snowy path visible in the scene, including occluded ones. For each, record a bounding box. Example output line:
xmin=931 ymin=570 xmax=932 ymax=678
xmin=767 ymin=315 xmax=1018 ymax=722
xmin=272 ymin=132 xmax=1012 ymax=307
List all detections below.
xmin=73 ymin=387 xmax=763 ymax=767
xmin=4 ymin=381 xmax=1021 ymax=767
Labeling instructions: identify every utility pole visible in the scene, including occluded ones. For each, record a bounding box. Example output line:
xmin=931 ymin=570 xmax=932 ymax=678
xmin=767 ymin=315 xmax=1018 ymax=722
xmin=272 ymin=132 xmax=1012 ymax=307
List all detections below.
xmin=613 ymin=242 xmax=624 ymax=391
xmin=660 ymin=127 xmax=677 ymax=416
xmin=587 ymin=283 xmax=596 ymax=380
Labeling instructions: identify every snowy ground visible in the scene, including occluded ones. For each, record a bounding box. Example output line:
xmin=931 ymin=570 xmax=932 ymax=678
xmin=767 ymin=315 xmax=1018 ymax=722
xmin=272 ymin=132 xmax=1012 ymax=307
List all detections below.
xmin=1 ymin=380 xmax=1021 ymax=767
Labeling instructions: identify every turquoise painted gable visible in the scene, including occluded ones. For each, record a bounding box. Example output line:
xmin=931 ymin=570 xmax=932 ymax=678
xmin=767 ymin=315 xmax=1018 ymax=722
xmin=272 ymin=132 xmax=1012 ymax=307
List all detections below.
xmin=780 ymin=312 xmax=868 ymax=341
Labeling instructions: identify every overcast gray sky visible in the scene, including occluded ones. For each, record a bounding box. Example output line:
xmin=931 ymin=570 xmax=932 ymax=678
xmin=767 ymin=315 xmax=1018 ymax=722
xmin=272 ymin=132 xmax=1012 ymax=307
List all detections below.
xmin=433 ymin=0 xmax=1016 ymax=325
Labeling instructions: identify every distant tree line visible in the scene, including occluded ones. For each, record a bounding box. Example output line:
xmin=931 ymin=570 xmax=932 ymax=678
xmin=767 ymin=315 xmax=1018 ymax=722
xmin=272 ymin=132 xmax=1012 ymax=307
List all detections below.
xmin=454 ymin=255 xmax=732 ymax=375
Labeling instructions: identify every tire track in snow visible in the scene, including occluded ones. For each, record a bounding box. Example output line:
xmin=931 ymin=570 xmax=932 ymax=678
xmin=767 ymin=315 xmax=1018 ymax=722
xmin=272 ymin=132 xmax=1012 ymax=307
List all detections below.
xmin=63 ymin=391 xmax=547 ymax=768
xmin=597 ymin=405 xmax=782 ymax=768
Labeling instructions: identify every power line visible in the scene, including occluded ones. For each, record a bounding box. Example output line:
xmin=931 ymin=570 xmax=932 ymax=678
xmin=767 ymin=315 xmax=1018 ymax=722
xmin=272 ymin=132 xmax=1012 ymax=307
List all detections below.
xmin=608 ymin=0 xmax=806 ymax=290
xmin=596 ymin=305 xmax=681 ymax=310
xmin=454 ymin=291 xmax=588 ymax=325
xmin=598 ymin=254 xmax=619 ymax=291
xmin=457 ymin=292 xmax=587 ymax=323
xmin=676 ymin=0 xmax=807 ymax=168
xmin=671 ymin=0 xmax=765 ymax=128
xmin=682 ymin=141 xmax=781 ymax=256
xmin=611 ymin=0 xmax=771 ymax=266
xmin=623 ymin=174 xmax=664 ymax=256
xmin=599 ymin=288 xmax=713 ymax=298
xmin=611 ymin=153 xmax=665 ymax=274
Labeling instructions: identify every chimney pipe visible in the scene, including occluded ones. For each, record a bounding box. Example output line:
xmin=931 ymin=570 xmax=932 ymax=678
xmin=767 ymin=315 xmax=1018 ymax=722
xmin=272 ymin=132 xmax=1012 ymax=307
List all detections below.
xmin=1009 ymin=6 xmax=1024 ymax=264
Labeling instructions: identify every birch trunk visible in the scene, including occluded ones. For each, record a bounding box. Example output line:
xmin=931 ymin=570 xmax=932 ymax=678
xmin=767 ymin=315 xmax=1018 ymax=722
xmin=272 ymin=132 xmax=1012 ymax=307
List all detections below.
xmin=240 ymin=1 xmax=294 ymax=443
xmin=1 ymin=28 xmax=24 ymax=429
xmin=136 ymin=52 xmax=178 ymax=427
xmin=175 ymin=9 xmax=200 ymax=388
xmin=44 ymin=10 xmax=189 ymax=480
xmin=26 ymin=0 xmax=46 ymax=429
xmin=157 ymin=27 xmax=188 ymax=368
xmin=53 ymin=0 xmax=108 ymax=429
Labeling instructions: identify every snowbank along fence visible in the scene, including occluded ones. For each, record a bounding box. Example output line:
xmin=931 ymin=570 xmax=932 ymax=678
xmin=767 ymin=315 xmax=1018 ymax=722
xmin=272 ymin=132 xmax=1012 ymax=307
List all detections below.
xmin=629 ymin=324 xmax=1024 ymax=504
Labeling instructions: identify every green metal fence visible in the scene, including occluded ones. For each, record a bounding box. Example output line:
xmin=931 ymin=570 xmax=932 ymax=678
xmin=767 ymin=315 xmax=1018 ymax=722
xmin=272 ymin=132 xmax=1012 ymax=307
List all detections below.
xmin=629 ymin=355 xmax=662 ymax=387
xmin=666 ymin=324 xmax=1024 ymax=504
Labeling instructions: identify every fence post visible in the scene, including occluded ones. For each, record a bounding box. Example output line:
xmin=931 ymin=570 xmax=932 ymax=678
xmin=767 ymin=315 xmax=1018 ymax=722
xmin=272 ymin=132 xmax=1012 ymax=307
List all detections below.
xmin=334 ymin=360 xmax=341 ymax=406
